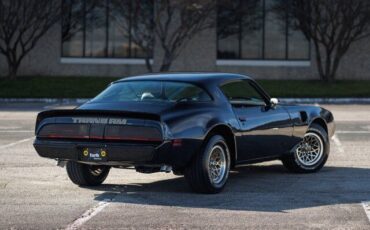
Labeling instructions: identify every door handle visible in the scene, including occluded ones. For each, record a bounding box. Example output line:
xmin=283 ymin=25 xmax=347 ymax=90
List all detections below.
xmin=238 ymin=116 xmax=247 ymax=122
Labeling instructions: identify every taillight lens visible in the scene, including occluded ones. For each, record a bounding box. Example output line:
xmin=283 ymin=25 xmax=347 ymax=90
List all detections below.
xmin=104 ymin=125 xmax=162 ymax=142
xmin=38 ymin=124 xmax=90 ymax=139
xmin=37 ymin=123 xmax=163 ymax=142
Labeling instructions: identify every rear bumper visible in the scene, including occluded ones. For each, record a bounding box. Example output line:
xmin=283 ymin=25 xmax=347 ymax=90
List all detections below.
xmin=33 ymin=139 xmax=201 ymax=168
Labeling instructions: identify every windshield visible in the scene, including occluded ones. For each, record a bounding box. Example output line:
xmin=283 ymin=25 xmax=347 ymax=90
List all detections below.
xmin=91 ymin=81 xmax=212 ymax=103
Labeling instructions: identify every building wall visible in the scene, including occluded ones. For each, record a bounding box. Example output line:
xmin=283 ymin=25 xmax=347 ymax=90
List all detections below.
xmin=0 ymin=21 xmax=370 ymax=80
xmin=15 ymin=24 xmax=148 ymax=77
xmin=336 ymin=40 xmax=370 ymax=80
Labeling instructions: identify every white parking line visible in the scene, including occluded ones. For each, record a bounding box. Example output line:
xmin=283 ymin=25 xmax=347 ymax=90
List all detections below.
xmin=336 ymin=131 xmax=370 ymax=134
xmin=65 ymin=199 xmax=112 ymax=230
xmin=0 ymin=130 xmax=33 ymax=133
xmin=332 ymin=134 xmax=344 ymax=154
xmin=0 ymin=126 xmax=21 ymax=129
xmin=0 ymin=137 xmax=34 ymax=150
xmin=361 ymin=201 xmax=370 ymax=223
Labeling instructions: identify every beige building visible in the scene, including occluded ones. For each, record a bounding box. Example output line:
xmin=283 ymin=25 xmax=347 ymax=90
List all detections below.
xmin=1 ymin=0 xmax=370 ymax=80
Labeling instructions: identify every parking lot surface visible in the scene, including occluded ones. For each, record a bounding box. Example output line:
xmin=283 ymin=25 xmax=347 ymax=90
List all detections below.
xmin=0 ymin=103 xmax=369 ymax=229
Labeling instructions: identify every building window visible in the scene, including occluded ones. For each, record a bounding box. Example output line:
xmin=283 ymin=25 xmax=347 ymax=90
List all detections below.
xmin=62 ymin=0 xmax=153 ymax=58
xmin=217 ymin=0 xmax=310 ymax=60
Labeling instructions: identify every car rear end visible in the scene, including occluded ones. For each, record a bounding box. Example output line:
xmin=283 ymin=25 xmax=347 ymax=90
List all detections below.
xmin=33 ymin=109 xmax=172 ymax=166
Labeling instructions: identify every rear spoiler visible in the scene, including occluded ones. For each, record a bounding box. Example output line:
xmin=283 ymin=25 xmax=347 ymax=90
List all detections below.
xmin=36 ymin=109 xmax=161 ymax=131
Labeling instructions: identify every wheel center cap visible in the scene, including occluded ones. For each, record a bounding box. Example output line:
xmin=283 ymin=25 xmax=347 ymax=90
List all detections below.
xmin=303 ymin=143 xmax=311 ymax=151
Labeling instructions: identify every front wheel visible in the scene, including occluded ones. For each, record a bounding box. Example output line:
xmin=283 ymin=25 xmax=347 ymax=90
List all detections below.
xmin=185 ymin=135 xmax=231 ymax=194
xmin=66 ymin=161 xmax=110 ymax=186
xmin=282 ymin=124 xmax=329 ymax=173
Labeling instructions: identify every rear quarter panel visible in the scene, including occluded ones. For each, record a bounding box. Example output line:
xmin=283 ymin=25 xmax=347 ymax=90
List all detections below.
xmin=160 ymin=102 xmax=239 ymax=167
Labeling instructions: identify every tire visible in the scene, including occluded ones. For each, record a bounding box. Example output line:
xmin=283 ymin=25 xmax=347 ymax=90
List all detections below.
xmin=185 ymin=135 xmax=231 ymax=194
xmin=282 ymin=124 xmax=329 ymax=173
xmin=66 ymin=161 xmax=110 ymax=186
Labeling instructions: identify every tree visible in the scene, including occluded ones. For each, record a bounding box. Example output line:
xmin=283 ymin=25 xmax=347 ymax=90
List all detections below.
xmin=62 ymin=1 xmax=90 ymax=44
xmin=0 ymin=0 xmax=61 ymax=79
xmin=276 ymin=0 xmax=370 ymax=82
xmin=110 ymin=0 xmax=216 ymax=72
xmin=109 ymin=0 xmax=155 ymax=72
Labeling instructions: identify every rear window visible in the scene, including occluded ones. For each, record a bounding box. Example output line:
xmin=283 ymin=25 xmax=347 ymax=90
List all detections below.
xmin=91 ymin=81 xmax=212 ymax=103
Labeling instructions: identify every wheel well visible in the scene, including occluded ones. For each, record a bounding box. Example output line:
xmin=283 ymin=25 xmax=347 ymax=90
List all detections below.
xmin=311 ymin=118 xmax=328 ymax=134
xmin=206 ymin=125 xmax=236 ymax=167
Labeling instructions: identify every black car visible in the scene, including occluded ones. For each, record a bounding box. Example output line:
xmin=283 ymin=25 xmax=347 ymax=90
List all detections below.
xmin=34 ymin=73 xmax=335 ymax=193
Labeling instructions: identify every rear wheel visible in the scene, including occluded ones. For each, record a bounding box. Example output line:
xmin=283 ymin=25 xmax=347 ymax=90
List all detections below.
xmin=185 ymin=135 xmax=230 ymax=194
xmin=66 ymin=161 xmax=110 ymax=186
xmin=282 ymin=124 xmax=329 ymax=173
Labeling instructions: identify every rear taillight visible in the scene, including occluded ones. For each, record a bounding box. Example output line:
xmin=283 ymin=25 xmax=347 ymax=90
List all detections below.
xmin=104 ymin=125 xmax=162 ymax=142
xmin=38 ymin=124 xmax=90 ymax=139
xmin=172 ymin=139 xmax=182 ymax=147
xmin=37 ymin=123 xmax=162 ymax=142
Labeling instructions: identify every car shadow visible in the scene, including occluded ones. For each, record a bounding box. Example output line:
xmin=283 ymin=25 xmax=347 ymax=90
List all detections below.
xmin=91 ymin=164 xmax=370 ymax=212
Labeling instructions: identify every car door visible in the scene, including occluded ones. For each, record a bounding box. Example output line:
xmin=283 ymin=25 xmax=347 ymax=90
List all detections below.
xmin=220 ymin=80 xmax=293 ymax=162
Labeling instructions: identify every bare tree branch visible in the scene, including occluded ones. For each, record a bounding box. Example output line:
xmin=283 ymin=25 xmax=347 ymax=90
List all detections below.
xmin=217 ymin=0 xmax=261 ymax=40
xmin=0 ymin=0 xmax=61 ymax=79
xmin=275 ymin=0 xmax=370 ymax=82
xmin=109 ymin=0 xmax=216 ymax=72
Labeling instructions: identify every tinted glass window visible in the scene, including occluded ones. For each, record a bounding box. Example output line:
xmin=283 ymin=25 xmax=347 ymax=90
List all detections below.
xmin=217 ymin=0 xmax=310 ymax=60
xmin=217 ymin=0 xmax=263 ymax=59
xmin=62 ymin=0 xmax=153 ymax=58
xmin=92 ymin=81 xmax=212 ymax=103
xmin=221 ymin=81 xmax=266 ymax=106
xmin=264 ymin=0 xmax=286 ymax=59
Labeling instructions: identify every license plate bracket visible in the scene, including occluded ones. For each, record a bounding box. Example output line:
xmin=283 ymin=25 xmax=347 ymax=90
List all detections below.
xmin=81 ymin=147 xmax=107 ymax=162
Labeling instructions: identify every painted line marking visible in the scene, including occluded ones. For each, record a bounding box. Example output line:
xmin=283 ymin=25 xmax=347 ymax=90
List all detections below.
xmin=65 ymin=199 xmax=112 ymax=230
xmin=361 ymin=201 xmax=370 ymax=223
xmin=0 ymin=137 xmax=34 ymax=150
xmin=0 ymin=130 xmax=33 ymax=133
xmin=336 ymin=131 xmax=370 ymax=134
xmin=0 ymin=126 xmax=21 ymax=130
xmin=332 ymin=134 xmax=344 ymax=154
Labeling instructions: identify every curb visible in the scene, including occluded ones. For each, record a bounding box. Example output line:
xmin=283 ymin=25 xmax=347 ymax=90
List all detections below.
xmin=0 ymin=98 xmax=370 ymax=104
xmin=280 ymin=98 xmax=370 ymax=104
xmin=0 ymin=98 xmax=90 ymax=104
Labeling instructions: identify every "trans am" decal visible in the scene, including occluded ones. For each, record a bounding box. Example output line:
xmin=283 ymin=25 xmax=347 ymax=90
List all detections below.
xmin=72 ymin=117 xmax=127 ymax=125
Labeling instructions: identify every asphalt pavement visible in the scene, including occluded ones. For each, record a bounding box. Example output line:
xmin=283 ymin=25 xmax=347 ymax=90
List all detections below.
xmin=0 ymin=103 xmax=369 ymax=229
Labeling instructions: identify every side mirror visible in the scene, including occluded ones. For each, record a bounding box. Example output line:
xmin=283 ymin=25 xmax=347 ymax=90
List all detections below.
xmin=270 ymin=98 xmax=279 ymax=106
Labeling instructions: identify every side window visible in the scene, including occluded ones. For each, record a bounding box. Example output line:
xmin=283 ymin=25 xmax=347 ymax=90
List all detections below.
xmin=164 ymin=82 xmax=212 ymax=102
xmin=220 ymin=80 xmax=266 ymax=106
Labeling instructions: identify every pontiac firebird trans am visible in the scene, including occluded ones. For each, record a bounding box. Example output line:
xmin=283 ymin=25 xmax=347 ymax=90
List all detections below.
xmin=34 ymin=73 xmax=335 ymax=193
